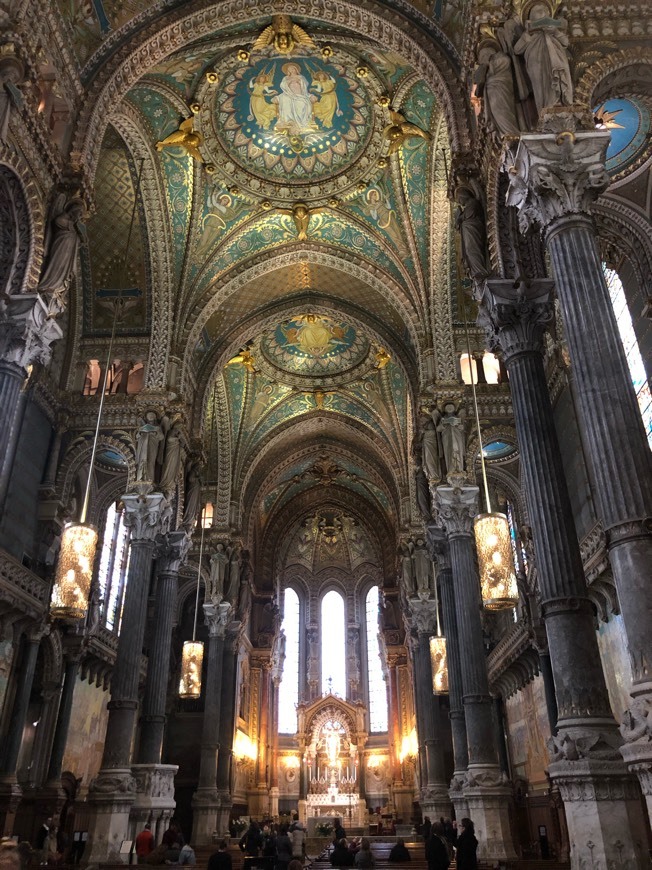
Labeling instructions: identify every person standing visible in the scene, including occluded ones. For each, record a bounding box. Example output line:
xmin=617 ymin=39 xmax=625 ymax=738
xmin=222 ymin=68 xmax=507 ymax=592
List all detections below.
xmin=135 ymin=824 xmax=154 ymax=864
xmin=455 ymin=819 xmax=478 ymax=870
xmin=275 ymin=825 xmax=292 ymax=870
xmin=425 ymin=824 xmax=450 ymax=870
xmin=35 ymin=818 xmax=52 ymax=865
xmin=178 ymin=842 xmax=196 ymax=866
xmin=290 ymin=821 xmax=305 ymax=860
xmin=208 ymin=841 xmax=232 ymax=870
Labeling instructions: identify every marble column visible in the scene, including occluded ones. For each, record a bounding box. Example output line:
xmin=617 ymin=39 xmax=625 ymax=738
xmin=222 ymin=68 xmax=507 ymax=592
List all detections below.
xmin=216 ymin=625 xmax=240 ymax=834
xmin=132 ymin=531 xmax=189 ymax=837
xmin=192 ymin=601 xmax=230 ymax=845
xmin=506 ymin=129 xmax=652 ymax=819
xmin=0 ymin=295 xmax=63 ymax=515
xmin=479 ymin=278 xmax=648 ymax=866
xmin=435 ymin=480 xmax=516 ymax=860
xmin=0 ymin=626 xmax=45 ymax=834
xmin=268 ymin=676 xmax=280 ymax=818
xmin=85 ymin=492 xmax=171 ymax=864
xmin=427 ymin=526 xmax=469 ymax=820
xmin=45 ymin=643 xmax=82 ymax=787
xmin=407 ymin=599 xmax=450 ymax=819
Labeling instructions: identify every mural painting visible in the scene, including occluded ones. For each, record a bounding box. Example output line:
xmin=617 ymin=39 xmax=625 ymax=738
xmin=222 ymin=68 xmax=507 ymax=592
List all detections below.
xmin=504 ymin=676 xmax=551 ymax=788
xmin=61 ymin=677 xmax=110 ymax=787
xmin=597 ymin=613 xmax=634 ymax=721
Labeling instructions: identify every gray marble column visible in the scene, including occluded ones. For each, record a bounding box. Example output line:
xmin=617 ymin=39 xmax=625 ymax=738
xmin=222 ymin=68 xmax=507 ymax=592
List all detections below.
xmin=46 ymin=651 xmax=81 ymax=786
xmin=427 ymin=526 xmax=468 ymax=818
xmin=479 ymin=278 xmax=648 ymax=865
xmin=192 ymin=601 xmax=230 ymax=845
xmin=407 ymin=599 xmax=450 ymax=818
xmin=138 ymin=531 xmax=190 ymax=764
xmin=215 ymin=625 xmax=240 ymax=834
xmin=506 ymin=130 xmax=652 ymax=823
xmin=0 ymin=295 xmax=63 ymax=515
xmin=85 ymin=492 xmax=171 ymax=864
xmin=435 ymin=479 xmax=516 ymax=860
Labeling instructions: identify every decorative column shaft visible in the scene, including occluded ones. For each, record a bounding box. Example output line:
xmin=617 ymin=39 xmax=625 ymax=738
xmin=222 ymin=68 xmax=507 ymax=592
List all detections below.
xmin=479 ymin=278 xmax=648 ymax=866
xmin=46 ymin=653 xmax=81 ymax=785
xmin=507 ymin=131 xmax=652 ymax=823
xmin=138 ymin=531 xmax=190 ymax=763
xmin=192 ymin=601 xmax=230 ymax=845
xmin=428 ymin=526 xmax=468 ymax=818
xmin=85 ymin=492 xmax=171 ymax=864
xmin=435 ymin=480 xmax=516 ymax=861
xmin=215 ymin=627 xmax=240 ymax=834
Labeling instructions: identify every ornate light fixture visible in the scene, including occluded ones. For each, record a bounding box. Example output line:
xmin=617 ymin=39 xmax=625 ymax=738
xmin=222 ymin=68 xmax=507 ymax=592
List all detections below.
xmin=233 ymin=729 xmax=258 ymax=764
xmin=178 ymin=507 xmax=208 ymax=699
xmin=50 ymin=163 xmax=145 ymax=621
xmin=430 ymin=567 xmax=448 ymax=693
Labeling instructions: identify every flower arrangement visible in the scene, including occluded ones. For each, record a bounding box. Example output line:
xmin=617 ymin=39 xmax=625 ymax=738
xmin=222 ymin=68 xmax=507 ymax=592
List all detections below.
xmin=231 ymin=818 xmax=248 ymax=835
xmin=316 ymin=822 xmax=333 ymax=837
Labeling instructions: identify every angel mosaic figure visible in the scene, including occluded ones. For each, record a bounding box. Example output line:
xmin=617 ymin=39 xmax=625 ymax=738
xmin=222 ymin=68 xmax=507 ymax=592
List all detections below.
xmin=156 ymin=116 xmax=204 ymax=162
xmin=251 ymin=15 xmax=317 ymax=55
xmin=383 ymin=109 xmax=431 ymax=156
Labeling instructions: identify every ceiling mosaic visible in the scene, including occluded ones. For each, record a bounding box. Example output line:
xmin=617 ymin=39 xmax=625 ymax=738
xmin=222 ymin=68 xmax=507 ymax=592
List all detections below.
xmin=285 ymin=509 xmax=379 ymax=572
xmin=260 ymin=315 xmax=369 ymax=378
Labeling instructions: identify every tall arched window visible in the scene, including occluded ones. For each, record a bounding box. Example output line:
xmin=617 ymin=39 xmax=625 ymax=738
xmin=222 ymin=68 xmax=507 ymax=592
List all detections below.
xmin=603 ymin=265 xmax=652 ymax=447
xmin=321 ymin=590 xmax=346 ymax=697
xmin=365 ymin=586 xmax=388 ymax=732
xmin=278 ymin=587 xmax=300 ymax=733
xmin=97 ymin=501 xmax=131 ymax=632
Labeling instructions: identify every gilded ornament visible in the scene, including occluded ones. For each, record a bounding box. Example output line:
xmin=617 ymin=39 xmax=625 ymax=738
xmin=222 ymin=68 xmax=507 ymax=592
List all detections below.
xmin=383 ymin=110 xmax=431 ymax=156
xmin=206 ymin=71 xmax=218 ymax=84
xmin=377 ymin=95 xmax=391 ymax=107
xmin=377 ymin=157 xmax=388 ymax=169
xmin=356 ymin=66 xmax=369 ymax=78
xmin=190 ymin=102 xmax=201 ymax=114
xmin=205 ymin=163 xmax=216 ymax=174
xmin=321 ymin=45 xmax=334 ymax=58
xmin=237 ymin=49 xmax=250 ymax=62
xmin=156 ymin=117 xmax=204 ymax=163
xmin=260 ymin=199 xmax=273 ymax=210
xmin=251 ymin=15 xmax=317 ymax=55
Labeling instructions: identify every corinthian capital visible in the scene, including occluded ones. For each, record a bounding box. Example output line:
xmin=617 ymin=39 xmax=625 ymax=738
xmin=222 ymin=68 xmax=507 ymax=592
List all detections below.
xmin=407 ymin=598 xmax=438 ymax=635
xmin=505 ymin=131 xmax=610 ymax=234
xmin=122 ymin=493 xmax=172 ymax=542
xmin=0 ymin=294 xmax=63 ymax=372
xmin=434 ymin=480 xmax=479 ymax=537
xmin=479 ymin=279 xmax=555 ymax=361
xmin=156 ymin=530 xmax=191 ymax=573
xmin=203 ymin=600 xmax=231 ymax=638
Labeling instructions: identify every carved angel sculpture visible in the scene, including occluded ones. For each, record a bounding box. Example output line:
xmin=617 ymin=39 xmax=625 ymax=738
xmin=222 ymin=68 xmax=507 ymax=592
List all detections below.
xmin=383 ymin=110 xmax=431 ymax=156
xmin=277 ymin=202 xmax=319 ymax=240
xmin=156 ymin=117 xmax=204 ymax=163
xmin=252 ymin=15 xmax=317 ymax=55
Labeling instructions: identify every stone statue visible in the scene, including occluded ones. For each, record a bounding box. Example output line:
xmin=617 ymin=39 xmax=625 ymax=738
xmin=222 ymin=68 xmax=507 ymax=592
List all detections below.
xmin=413 ymin=538 xmax=431 ymax=598
xmin=181 ymin=460 xmax=202 ymax=531
xmin=208 ymin=544 xmax=229 ymax=603
xmin=474 ymin=45 xmax=521 ymax=137
xmin=0 ymin=53 xmax=25 ymax=143
xmin=415 ymin=465 xmax=431 ymax=520
xmin=398 ymin=541 xmax=415 ymax=595
xmin=134 ymin=411 xmax=164 ymax=483
xmin=159 ymin=422 xmax=183 ymax=496
xmin=455 ymin=186 xmax=489 ymax=284
xmin=38 ymin=195 xmax=87 ymax=300
xmin=514 ymin=3 xmax=573 ymax=115
xmin=225 ymin=544 xmax=242 ymax=606
xmin=437 ymin=402 xmax=466 ymax=474
xmin=420 ymin=409 xmax=442 ymax=482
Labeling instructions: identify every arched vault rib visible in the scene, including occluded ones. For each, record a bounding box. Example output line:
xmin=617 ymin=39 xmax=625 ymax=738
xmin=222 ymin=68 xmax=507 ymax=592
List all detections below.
xmin=73 ymin=1 xmax=471 ymax=179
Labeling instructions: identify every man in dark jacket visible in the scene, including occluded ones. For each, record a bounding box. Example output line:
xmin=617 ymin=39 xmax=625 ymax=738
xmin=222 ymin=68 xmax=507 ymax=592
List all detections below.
xmin=208 ymin=840 xmax=232 ymax=870
xmin=424 ymin=824 xmax=450 ymax=870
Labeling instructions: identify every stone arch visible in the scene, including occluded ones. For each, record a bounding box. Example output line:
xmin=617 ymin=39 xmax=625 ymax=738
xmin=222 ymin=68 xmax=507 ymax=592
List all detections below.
xmin=0 ymin=163 xmax=34 ymax=296
xmin=55 ymin=434 xmax=135 ymax=511
xmin=575 ymin=46 xmax=652 ymax=107
xmin=72 ymin=0 xmax=471 ymax=181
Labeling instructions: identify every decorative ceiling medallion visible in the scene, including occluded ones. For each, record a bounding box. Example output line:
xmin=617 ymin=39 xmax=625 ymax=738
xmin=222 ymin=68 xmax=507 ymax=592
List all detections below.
xmin=261 ymin=314 xmax=369 ymax=377
xmin=197 ymin=47 xmax=386 ymax=205
xmin=594 ymin=97 xmax=651 ymax=177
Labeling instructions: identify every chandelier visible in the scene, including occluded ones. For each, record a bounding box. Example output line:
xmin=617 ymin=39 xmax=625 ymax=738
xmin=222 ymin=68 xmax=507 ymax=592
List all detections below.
xmin=179 ymin=504 xmax=209 ymax=699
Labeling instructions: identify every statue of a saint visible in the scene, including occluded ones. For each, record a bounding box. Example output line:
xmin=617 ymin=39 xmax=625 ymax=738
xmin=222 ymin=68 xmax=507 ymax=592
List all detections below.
xmin=455 ymin=186 xmax=489 ymax=284
xmin=413 ymin=539 xmax=431 ymax=598
xmin=0 ymin=54 xmax=25 ymax=143
xmin=474 ymin=45 xmax=521 ymax=137
xmin=134 ymin=412 xmax=164 ymax=483
xmin=181 ymin=460 xmax=202 ymax=531
xmin=437 ymin=402 xmax=466 ymax=474
xmin=38 ymin=196 xmax=87 ymax=301
xmin=159 ymin=422 xmax=183 ymax=496
xmin=398 ymin=541 xmax=416 ymax=595
xmin=420 ymin=409 xmax=442 ymax=482
xmin=415 ymin=465 xmax=431 ymax=520
xmin=514 ymin=3 xmax=573 ymax=114
xmin=208 ymin=544 xmax=229 ymax=603
xmin=225 ymin=544 xmax=242 ymax=606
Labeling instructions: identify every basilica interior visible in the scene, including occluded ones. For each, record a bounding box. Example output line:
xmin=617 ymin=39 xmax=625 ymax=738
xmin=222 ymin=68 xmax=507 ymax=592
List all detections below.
xmin=0 ymin=1 xmax=651 ymax=867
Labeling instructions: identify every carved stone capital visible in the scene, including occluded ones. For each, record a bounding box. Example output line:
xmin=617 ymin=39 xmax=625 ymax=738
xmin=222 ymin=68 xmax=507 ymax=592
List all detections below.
xmin=619 ymin=696 xmax=652 ymax=746
xmin=203 ymin=600 xmax=231 ymax=638
xmin=121 ymin=493 xmax=172 ymax=543
xmin=505 ymin=130 xmax=610 ymax=235
xmin=156 ymin=530 xmax=191 ymax=574
xmin=434 ymin=482 xmax=479 ymax=537
xmin=407 ymin=598 xmax=438 ymax=635
xmin=131 ymin=763 xmax=178 ymax=800
xmin=479 ymin=280 xmax=555 ymax=361
xmin=0 ymin=295 xmax=63 ymax=372
xmin=425 ymin=521 xmax=450 ymax=571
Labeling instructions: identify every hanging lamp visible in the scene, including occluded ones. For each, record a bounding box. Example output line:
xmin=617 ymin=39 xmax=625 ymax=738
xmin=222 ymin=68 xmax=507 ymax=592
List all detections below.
xmin=463 ymin=297 xmax=518 ymax=611
xmin=429 ymin=573 xmax=448 ymax=694
xmin=179 ymin=509 xmax=207 ymax=699
xmin=50 ymin=162 xmax=145 ymax=620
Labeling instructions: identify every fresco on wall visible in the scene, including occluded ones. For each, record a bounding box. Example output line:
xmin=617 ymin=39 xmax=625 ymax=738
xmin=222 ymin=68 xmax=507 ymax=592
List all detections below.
xmin=597 ymin=614 xmax=633 ymax=722
xmin=504 ymin=676 xmax=551 ymax=787
xmin=61 ymin=677 xmax=110 ymax=786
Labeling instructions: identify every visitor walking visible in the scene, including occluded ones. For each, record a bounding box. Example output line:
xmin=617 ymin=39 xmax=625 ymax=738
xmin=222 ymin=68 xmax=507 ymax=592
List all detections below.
xmin=425 ymin=824 xmax=450 ymax=870
xmin=455 ymin=819 xmax=478 ymax=870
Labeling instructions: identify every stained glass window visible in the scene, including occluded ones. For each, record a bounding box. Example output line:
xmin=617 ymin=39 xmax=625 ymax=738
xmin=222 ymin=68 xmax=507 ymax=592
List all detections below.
xmin=603 ymin=266 xmax=652 ymax=448
xmin=97 ymin=501 xmax=131 ymax=632
xmin=321 ymin=590 xmax=346 ymax=697
xmin=278 ymin=587 xmax=300 ymax=733
xmin=365 ymin=586 xmax=388 ymax=733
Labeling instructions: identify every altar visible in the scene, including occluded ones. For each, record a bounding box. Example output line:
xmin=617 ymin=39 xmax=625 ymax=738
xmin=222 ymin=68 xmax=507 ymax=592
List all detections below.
xmin=305 ymin=792 xmax=367 ymax=829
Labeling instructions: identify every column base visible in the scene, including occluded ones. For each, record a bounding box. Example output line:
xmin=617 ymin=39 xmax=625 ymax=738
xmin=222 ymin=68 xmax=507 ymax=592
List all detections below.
xmin=83 ymin=769 xmax=136 ymax=864
xmin=620 ymin=692 xmax=652 ymax=827
xmin=247 ymin=787 xmax=270 ymax=820
xmin=191 ymin=788 xmax=220 ymax=845
xmin=268 ymin=786 xmax=279 ymax=819
xmin=0 ymin=779 xmax=22 ymax=837
xmin=550 ymin=754 xmax=648 ymax=867
xmin=130 ymin=764 xmax=178 ymax=844
xmin=463 ymin=766 xmax=517 ymax=861
xmin=391 ymin=785 xmax=414 ymax=824
xmin=420 ymin=784 xmax=452 ymax=821
xmin=297 ymin=799 xmax=307 ymax=826
xmin=448 ymin=773 xmax=468 ymax=822
xmin=216 ymin=793 xmax=233 ymax=836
